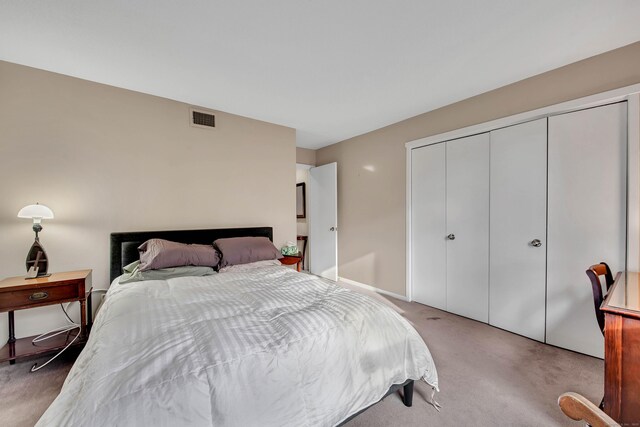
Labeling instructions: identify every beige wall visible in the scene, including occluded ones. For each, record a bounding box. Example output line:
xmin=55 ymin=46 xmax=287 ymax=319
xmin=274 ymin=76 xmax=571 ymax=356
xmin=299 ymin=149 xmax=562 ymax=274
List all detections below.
xmin=316 ymin=41 xmax=640 ymax=296
xmin=296 ymin=147 xmax=316 ymax=166
xmin=0 ymin=60 xmax=296 ymax=339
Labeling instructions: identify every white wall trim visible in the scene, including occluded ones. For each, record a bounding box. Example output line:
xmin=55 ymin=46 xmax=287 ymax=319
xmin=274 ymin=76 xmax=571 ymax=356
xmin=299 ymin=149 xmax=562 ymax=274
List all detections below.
xmin=405 ymin=147 xmax=413 ymax=302
xmin=628 ymin=93 xmax=640 ymax=271
xmin=339 ymin=276 xmax=410 ymax=302
xmin=406 ymin=83 xmax=640 ymax=150
xmin=296 ymin=163 xmax=313 ymax=170
xmin=406 ymin=83 xmax=640 ymax=305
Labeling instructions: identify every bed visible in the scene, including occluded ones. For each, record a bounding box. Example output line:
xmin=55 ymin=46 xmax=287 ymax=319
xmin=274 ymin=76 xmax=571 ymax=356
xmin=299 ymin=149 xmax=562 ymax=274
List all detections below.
xmin=37 ymin=227 xmax=438 ymax=426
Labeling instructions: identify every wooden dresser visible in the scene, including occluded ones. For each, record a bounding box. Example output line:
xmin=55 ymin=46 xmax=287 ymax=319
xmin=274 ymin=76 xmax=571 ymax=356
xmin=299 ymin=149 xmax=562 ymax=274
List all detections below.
xmin=601 ymin=271 xmax=640 ymax=424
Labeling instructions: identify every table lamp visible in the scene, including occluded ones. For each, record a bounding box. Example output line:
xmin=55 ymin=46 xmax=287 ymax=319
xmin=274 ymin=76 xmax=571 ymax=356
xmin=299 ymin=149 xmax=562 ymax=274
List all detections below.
xmin=17 ymin=203 xmax=54 ymax=278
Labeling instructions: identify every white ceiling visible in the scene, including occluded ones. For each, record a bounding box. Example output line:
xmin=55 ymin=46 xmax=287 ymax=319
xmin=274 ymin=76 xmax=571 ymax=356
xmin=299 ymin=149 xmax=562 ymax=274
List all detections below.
xmin=1 ymin=1 xmax=640 ymax=149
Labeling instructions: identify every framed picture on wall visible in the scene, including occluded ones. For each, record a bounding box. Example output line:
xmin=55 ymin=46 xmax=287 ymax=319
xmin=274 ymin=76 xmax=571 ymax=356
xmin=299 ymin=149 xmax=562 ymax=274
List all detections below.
xmin=296 ymin=182 xmax=306 ymax=218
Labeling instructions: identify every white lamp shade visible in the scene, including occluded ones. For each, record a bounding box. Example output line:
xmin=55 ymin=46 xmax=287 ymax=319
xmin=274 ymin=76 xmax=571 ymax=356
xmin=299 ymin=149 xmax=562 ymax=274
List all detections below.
xmin=17 ymin=203 xmax=54 ymax=220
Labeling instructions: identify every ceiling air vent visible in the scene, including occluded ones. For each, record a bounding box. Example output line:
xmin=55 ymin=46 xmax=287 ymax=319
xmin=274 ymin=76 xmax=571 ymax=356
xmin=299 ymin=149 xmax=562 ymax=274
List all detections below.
xmin=190 ymin=108 xmax=216 ymax=129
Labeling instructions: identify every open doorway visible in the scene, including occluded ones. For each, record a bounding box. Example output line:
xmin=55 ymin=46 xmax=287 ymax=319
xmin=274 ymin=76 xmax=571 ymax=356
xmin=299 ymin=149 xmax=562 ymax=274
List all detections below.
xmin=296 ymin=162 xmax=338 ymax=280
xmin=296 ymin=164 xmax=312 ymax=271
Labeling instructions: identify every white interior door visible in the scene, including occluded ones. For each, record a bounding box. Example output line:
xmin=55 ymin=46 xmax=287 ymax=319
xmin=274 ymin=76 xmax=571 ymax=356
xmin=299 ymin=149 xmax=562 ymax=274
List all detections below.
xmin=411 ymin=143 xmax=447 ymax=309
xmin=309 ymin=162 xmax=338 ymax=281
xmin=446 ymin=133 xmax=490 ymax=322
xmin=489 ymin=119 xmax=547 ymax=341
xmin=547 ymin=102 xmax=627 ymax=358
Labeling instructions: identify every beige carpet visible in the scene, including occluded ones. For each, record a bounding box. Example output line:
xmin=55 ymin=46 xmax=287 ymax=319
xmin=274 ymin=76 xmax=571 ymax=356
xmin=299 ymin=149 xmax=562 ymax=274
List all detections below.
xmin=0 ymin=347 xmax=79 ymax=427
xmin=340 ymin=289 xmax=603 ymax=427
xmin=0 ymin=284 xmax=602 ymax=427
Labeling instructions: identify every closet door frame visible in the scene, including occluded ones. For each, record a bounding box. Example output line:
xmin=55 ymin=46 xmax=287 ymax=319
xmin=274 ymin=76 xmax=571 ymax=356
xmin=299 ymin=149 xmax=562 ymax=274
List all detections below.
xmin=406 ymin=87 xmax=640 ymax=302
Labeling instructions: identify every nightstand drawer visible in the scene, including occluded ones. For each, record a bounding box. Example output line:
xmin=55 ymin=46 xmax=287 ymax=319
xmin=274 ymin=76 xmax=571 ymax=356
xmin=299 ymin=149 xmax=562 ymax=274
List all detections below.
xmin=0 ymin=283 xmax=80 ymax=311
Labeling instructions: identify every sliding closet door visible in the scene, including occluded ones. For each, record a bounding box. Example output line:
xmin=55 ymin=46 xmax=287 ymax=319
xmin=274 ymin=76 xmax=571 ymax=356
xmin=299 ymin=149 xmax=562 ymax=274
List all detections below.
xmin=446 ymin=133 xmax=490 ymax=322
xmin=411 ymin=143 xmax=447 ymax=310
xmin=547 ymin=102 xmax=627 ymax=358
xmin=489 ymin=119 xmax=547 ymax=341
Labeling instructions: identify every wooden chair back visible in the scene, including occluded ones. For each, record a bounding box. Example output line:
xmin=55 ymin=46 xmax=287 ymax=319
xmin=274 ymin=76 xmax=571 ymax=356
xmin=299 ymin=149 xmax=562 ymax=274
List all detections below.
xmin=297 ymin=235 xmax=308 ymax=270
xmin=558 ymin=392 xmax=619 ymax=427
xmin=585 ymin=262 xmax=614 ymax=335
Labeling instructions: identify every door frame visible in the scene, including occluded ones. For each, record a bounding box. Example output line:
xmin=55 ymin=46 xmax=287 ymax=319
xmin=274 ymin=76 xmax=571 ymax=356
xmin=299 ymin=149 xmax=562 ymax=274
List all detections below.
xmin=296 ymin=163 xmax=313 ymax=270
xmin=405 ymin=84 xmax=640 ymax=302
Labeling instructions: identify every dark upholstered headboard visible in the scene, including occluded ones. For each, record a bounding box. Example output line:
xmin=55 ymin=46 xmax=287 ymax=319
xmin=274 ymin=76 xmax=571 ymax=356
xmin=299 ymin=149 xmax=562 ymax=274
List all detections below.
xmin=110 ymin=227 xmax=273 ymax=283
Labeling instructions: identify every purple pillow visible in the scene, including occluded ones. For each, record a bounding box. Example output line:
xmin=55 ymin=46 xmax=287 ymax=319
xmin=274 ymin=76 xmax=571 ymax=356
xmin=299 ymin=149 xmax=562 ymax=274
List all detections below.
xmin=138 ymin=239 xmax=220 ymax=271
xmin=214 ymin=236 xmax=282 ymax=268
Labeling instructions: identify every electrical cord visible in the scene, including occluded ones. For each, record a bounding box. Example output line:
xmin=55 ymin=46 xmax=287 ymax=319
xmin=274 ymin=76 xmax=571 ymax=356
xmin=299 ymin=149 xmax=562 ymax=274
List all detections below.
xmin=60 ymin=302 xmax=74 ymax=324
xmin=90 ymin=289 xmax=108 ymax=317
xmin=30 ymin=302 xmax=81 ymax=372
xmin=29 ymin=289 xmax=108 ymax=372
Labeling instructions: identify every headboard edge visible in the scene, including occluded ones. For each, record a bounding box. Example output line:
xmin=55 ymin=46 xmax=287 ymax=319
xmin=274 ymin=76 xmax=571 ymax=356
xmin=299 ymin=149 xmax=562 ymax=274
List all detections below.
xmin=109 ymin=227 xmax=273 ymax=283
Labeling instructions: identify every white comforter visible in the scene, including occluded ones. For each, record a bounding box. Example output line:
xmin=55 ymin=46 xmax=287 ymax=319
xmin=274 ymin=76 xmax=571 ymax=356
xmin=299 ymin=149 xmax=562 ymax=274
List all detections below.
xmin=37 ymin=265 xmax=438 ymax=427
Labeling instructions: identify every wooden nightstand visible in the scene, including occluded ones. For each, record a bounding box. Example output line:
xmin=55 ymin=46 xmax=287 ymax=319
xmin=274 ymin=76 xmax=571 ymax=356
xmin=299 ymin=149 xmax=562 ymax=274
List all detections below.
xmin=0 ymin=270 xmax=92 ymax=365
xmin=280 ymin=254 xmax=303 ymax=272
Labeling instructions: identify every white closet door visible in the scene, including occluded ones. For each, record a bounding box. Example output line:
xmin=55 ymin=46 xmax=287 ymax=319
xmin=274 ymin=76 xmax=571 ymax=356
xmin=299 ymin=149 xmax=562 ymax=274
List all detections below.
xmin=489 ymin=119 xmax=547 ymax=341
xmin=547 ymin=102 xmax=627 ymax=358
xmin=446 ymin=133 xmax=490 ymax=322
xmin=411 ymin=143 xmax=447 ymax=309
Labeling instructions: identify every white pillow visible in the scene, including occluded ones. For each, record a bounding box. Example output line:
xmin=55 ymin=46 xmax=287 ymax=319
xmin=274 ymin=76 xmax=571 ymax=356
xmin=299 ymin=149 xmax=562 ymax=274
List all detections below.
xmin=218 ymin=259 xmax=282 ymax=273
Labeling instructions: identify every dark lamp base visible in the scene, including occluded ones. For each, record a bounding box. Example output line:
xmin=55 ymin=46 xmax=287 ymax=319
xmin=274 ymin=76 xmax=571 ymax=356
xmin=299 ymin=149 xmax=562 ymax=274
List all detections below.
xmin=26 ymin=239 xmax=49 ymax=277
xmin=25 ymin=273 xmax=51 ymax=280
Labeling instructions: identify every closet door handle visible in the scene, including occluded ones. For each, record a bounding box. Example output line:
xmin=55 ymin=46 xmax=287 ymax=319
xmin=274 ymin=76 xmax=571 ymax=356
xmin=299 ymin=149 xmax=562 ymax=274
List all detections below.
xmin=447 ymin=234 xmax=455 ymax=240
xmin=529 ymin=239 xmax=542 ymax=247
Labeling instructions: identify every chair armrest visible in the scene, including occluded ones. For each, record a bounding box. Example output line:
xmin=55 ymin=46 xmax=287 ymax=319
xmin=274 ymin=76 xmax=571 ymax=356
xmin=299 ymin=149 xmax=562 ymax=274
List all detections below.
xmin=558 ymin=392 xmax=619 ymax=427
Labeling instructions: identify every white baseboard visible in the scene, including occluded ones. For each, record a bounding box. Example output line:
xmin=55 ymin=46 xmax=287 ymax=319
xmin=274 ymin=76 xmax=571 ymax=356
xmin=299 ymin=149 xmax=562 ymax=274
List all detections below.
xmin=338 ymin=276 xmax=410 ymax=302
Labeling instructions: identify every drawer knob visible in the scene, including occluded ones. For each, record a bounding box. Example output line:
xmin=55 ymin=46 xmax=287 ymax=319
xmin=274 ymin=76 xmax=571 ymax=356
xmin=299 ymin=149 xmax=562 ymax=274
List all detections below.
xmin=29 ymin=291 xmax=49 ymax=301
